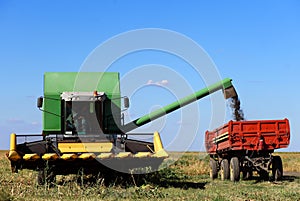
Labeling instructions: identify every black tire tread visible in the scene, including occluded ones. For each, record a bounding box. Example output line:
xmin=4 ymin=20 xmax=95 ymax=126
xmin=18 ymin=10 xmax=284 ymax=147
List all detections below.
xmin=220 ymin=159 xmax=230 ymax=180
xmin=210 ymin=158 xmax=218 ymax=180
xmin=230 ymin=157 xmax=240 ymax=182
xmin=272 ymin=156 xmax=283 ymax=181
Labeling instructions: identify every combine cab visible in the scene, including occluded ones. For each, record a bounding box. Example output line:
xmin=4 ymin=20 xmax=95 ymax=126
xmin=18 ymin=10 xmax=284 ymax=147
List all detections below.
xmin=7 ymin=72 xmax=237 ymax=184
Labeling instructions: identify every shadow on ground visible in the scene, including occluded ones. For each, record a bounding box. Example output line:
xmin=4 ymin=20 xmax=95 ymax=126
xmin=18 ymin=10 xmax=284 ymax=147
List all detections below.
xmin=151 ymin=180 xmax=207 ymax=189
xmin=249 ymin=173 xmax=299 ymax=184
xmin=282 ymin=172 xmax=300 ymax=182
xmin=55 ymin=173 xmax=207 ymax=190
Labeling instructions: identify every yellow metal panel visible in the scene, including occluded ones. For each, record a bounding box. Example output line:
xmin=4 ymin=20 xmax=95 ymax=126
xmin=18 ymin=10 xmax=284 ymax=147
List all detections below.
xmin=10 ymin=133 xmax=17 ymax=151
xmin=152 ymin=149 xmax=168 ymax=158
xmin=60 ymin=154 xmax=77 ymax=160
xmin=134 ymin=152 xmax=151 ymax=158
xmin=153 ymin=131 xmax=163 ymax=152
xmin=7 ymin=151 xmax=21 ymax=161
xmin=78 ymin=153 xmax=96 ymax=160
xmin=23 ymin=153 xmax=40 ymax=161
xmin=97 ymin=153 xmax=113 ymax=159
xmin=42 ymin=153 xmax=59 ymax=160
xmin=116 ymin=152 xmax=132 ymax=158
xmin=58 ymin=142 xmax=113 ymax=153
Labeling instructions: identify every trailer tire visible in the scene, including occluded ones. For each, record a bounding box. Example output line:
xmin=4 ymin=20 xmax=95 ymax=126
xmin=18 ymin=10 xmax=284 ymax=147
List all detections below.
xmin=220 ymin=159 xmax=230 ymax=180
xmin=272 ymin=156 xmax=283 ymax=181
xmin=230 ymin=157 xmax=240 ymax=182
xmin=209 ymin=158 xmax=218 ymax=180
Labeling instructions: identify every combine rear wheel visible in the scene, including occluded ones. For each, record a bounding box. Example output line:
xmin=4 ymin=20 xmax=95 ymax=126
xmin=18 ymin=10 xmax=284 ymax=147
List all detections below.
xmin=209 ymin=158 xmax=218 ymax=180
xmin=272 ymin=156 xmax=283 ymax=181
xmin=220 ymin=159 xmax=229 ymax=180
xmin=230 ymin=157 xmax=240 ymax=182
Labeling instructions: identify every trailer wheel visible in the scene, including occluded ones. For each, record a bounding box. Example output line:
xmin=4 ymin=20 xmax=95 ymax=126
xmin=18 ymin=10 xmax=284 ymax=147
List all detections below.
xmin=220 ymin=159 xmax=230 ymax=180
xmin=230 ymin=157 xmax=240 ymax=182
xmin=272 ymin=156 xmax=283 ymax=181
xmin=209 ymin=158 xmax=218 ymax=180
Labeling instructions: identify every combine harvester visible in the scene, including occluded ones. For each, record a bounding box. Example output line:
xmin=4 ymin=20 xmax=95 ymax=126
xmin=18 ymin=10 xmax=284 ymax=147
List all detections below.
xmin=7 ymin=72 xmax=237 ymax=184
xmin=206 ymin=119 xmax=290 ymax=182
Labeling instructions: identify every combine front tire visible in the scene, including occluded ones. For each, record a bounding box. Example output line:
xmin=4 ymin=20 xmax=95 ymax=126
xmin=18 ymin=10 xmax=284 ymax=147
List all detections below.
xmin=272 ymin=156 xmax=283 ymax=181
xmin=209 ymin=158 xmax=218 ymax=180
xmin=220 ymin=159 xmax=230 ymax=180
xmin=230 ymin=157 xmax=240 ymax=182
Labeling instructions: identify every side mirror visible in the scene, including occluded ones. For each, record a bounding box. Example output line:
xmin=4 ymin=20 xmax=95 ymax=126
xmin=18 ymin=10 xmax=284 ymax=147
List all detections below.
xmin=124 ymin=97 xmax=129 ymax=108
xmin=37 ymin=96 xmax=43 ymax=108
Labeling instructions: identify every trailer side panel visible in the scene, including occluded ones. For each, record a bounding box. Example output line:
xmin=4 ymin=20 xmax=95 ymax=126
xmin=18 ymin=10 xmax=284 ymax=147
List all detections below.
xmin=205 ymin=119 xmax=290 ymax=154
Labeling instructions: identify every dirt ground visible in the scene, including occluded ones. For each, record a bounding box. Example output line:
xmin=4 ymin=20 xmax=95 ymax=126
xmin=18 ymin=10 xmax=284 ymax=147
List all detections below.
xmin=284 ymin=171 xmax=300 ymax=177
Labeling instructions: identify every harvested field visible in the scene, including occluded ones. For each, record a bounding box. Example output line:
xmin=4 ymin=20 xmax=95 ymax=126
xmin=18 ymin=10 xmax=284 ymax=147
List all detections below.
xmin=0 ymin=151 xmax=299 ymax=201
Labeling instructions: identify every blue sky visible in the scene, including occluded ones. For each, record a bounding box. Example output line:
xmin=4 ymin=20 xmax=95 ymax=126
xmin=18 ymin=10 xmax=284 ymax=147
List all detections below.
xmin=0 ymin=1 xmax=299 ymax=151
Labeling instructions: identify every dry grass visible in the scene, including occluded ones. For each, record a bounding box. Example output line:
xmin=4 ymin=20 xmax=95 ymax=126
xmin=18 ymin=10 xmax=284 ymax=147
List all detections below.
xmin=0 ymin=151 xmax=299 ymax=200
xmin=167 ymin=152 xmax=210 ymax=175
xmin=274 ymin=152 xmax=300 ymax=172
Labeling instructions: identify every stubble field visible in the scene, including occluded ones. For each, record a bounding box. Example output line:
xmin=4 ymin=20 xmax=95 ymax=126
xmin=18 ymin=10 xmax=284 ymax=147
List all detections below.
xmin=0 ymin=151 xmax=299 ymax=201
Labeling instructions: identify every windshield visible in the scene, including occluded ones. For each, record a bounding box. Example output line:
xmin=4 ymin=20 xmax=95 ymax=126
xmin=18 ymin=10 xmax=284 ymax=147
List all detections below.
xmin=65 ymin=101 xmax=102 ymax=134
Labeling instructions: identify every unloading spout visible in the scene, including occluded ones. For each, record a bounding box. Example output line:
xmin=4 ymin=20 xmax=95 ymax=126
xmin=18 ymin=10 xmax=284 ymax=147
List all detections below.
xmin=122 ymin=78 xmax=236 ymax=133
xmin=223 ymin=86 xmax=237 ymax=99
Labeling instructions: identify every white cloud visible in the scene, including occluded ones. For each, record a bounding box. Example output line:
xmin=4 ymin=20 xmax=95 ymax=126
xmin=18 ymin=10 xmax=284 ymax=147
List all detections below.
xmin=146 ymin=79 xmax=169 ymax=86
xmin=146 ymin=80 xmax=154 ymax=85
xmin=160 ymin=80 xmax=168 ymax=85
xmin=6 ymin=118 xmax=25 ymax=124
xmin=176 ymin=120 xmax=182 ymax=125
xmin=31 ymin=121 xmax=40 ymax=125
xmin=176 ymin=120 xmax=193 ymax=126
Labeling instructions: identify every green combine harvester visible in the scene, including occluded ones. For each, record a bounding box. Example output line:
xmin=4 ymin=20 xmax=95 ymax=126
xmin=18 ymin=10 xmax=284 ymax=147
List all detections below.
xmin=6 ymin=72 xmax=237 ymax=184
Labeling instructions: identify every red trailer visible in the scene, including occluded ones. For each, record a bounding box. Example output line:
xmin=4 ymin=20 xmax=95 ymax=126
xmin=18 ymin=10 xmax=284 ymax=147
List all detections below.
xmin=205 ymin=119 xmax=290 ymax=182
